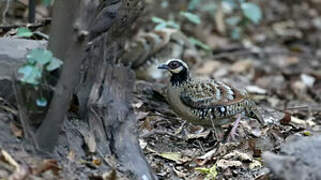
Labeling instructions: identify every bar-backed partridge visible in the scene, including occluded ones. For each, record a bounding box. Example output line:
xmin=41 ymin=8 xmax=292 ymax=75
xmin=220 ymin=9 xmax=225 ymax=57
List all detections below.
xmin=158 ymin=59 xmax=263 ymax=140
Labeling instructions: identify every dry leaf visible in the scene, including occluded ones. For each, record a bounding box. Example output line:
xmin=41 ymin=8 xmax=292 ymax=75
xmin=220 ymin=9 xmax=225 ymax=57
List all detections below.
xmin=32 ymin=159 xmax=60 ymax=176
xmin=172 ymin=166 xmax=188 ymax=178
xmin=249 ymin=160 xmax=262 ymax=169
xmin=9 ymin=164 xmax=30 ymax=180
xmin=216 ymin=159 xmax=242 ymax=169
xmin=158 ymin=152 xmax=191 ymax=164
xmin=10 ymin=123 xmax=23 ymax=138
xmin=223 ymin=150 xmax=252 ymax=162
xmin=1 ymin=150 xmax=19 ymax=169
xmin=300 ymin=74 xmax=315 ymax=87
xmin=280 ymin=113 xmax=291 ymax=125
xmin=230 ymin=59 xmax=253 ymax=73
xmin=158 ymin=152 xmax=182 ymax=163
xmin=142 ymin=116 xmax=153 ymax=131
xmin=139 ymin=139 xmax=147 ymax=150
xmin=186 ymin=129 xmax=210 ymax=140
xmin=196 ymin=149 xmax=216 ymax=166
xmin=136 ymin=112 xmax=149 ymax=121
xmin=67 ymin=150 xmax=75 ymax=161
xmin=195 ymin=61 xmax=221 ymax=75
xmin=132 ymin=101 xmax=143 ymax=109
xmin=246 ymin=85 xmax=267 ymax=94
xmin=92 ymin=157 xmax=101 ymax=166
xmin=84 ymin=133 xmax=96 ymax=153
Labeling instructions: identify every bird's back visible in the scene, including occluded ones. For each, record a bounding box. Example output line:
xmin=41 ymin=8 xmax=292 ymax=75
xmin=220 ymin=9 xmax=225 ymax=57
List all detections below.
xmin=167 ymin=78 xmax=259 ymax=126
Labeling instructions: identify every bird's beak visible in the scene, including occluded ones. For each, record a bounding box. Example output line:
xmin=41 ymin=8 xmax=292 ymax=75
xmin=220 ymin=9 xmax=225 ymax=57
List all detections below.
xmin=157 ymin=64 xmax=169 ymax=70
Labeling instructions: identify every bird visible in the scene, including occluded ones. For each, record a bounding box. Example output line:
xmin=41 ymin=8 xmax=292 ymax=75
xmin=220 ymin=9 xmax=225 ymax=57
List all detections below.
xmin=158 ymin=59 xmax=263 ymax=141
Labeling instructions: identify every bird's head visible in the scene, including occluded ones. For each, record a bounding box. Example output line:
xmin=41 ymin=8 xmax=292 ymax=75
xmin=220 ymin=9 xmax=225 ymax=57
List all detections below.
xmin=158 ymin=59 xmax=190 ymax=85
xmin=157 ymin=59 xmax=189 ymax=74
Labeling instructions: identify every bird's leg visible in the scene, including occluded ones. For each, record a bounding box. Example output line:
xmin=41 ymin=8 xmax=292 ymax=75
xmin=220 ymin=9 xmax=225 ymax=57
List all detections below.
xmin=227 ymin=113 xmax=242 ymax=141
xmin=209 ymin=118 xmax=224 ymax=157
xmin=210 ymin=119 xmax=224 ymax=142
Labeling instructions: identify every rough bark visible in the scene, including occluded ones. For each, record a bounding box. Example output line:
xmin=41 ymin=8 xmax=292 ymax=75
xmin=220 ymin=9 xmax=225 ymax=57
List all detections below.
xmin=81 ymin=1 xmax=155 ymax=178
xmin=77 ymin=0 xmax=144 ymax=117
xmin=36 ymin=0 xmax=97 ymax=151
xmin=88 ymin=63 xmax=156 ymax=179
xmin=16 ymin=0 xmax=155 ymax=178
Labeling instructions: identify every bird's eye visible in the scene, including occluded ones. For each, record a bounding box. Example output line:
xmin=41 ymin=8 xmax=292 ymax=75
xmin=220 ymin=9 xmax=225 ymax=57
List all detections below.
xmin=168 ymin=61 xmax=180 ymax=69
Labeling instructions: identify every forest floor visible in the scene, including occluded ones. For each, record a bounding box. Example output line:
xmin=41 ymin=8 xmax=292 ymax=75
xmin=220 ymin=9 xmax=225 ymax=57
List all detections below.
xmin=0 ymin=0 xmax=321 ymax=179
xmin=133 ymin=1 xmax=321 ymax=179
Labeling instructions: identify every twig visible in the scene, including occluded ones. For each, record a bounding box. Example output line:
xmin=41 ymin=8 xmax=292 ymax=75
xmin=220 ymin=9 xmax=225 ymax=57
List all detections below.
xmin=1 ymin=149 xmax=19 ymax=169
xmin=33 ymin=31 xmax=49 ymax=40
xmin=1 ymin=0 xmax=11 ymax=24
xmin=0 ymin=160 xmax=15 ymax=172
xmin=140 ymin=130 xmax=184 ymax=139
xmin=0 ymin=20 xmax=51 ymax=30
xmin=285 ymin=105 xmax=312 ymax=110
xmin=212 ymin=50 xmax=258 ymax=60
xmin=273 ymin=105 xmax=321 ymax=112
xmin=12 ymin=79 xmax=38 ymax=147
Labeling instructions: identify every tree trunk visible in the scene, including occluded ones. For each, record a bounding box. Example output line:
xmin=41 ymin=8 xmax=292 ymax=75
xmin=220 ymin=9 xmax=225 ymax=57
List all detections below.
xmin=21 ymin=0 xmax=155 ymax=178
xmin=35 ymin=0 xmax=96 ymax=152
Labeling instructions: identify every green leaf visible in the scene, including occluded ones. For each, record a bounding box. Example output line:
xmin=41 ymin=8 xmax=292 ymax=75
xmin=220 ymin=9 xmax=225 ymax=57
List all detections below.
xmin=201 ymin=3 xmax=217 ymax=12
xmin=160 ymin=1 xmax=168 ymax=8
xmin=241 ymin=2 xmax=262 ymax=24
xmin=226 ymin=16 xmax=241 ymax=26
xmin=188 ymin=0 xmax=201 ymax=10
xmin=180 ymin=11 xmax=201 ymax=25
xmin=152 ymin=16 xmax=180 ymax=30
xmin=36 ymin=97 xmax=48 ymax=107
xmin=166 ymin=20 xmax=180 ymax=29
xmin=222 ymin=0 xmax=236 ymax=13
xmin=155 ymin=23 xmax=167 ymax=30
xmin=16 ymin=27 xmax=33 ymax=38
xmin=42 ymin=0 xmax=51 ymax=6
xmin=46 ymin=57 xmax=63 ymax=71
xmin=151 ymin=16 xmax=166 ymax=24
xmin=188 ymin=37 xmax=211 ymax=51
xmin=231 ymin=27 xmax=242 ymax=40
xmin=195 ymin=164 xmax=218 ymax=180
xmin=18 ymin=65 xmax=42 ymax=85
xmin=27 ymin=48 xmax=53 ymax=65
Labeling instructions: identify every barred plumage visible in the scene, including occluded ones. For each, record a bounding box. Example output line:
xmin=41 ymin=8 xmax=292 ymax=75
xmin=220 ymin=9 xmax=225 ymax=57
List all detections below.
xmin=158 ymin=59 xmax=263 ymax=131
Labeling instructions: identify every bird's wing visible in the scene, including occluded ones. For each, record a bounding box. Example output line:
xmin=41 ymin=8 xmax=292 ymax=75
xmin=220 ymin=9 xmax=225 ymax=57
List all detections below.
xmin=180 ymin=79 xmax=247 ymax=109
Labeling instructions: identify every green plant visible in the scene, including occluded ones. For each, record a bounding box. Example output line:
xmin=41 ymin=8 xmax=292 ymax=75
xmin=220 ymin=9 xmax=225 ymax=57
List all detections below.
xmin=18 ymin=48 xmax=62 ymax=85
xmin=188 ymin=0 xmax=262 ymax=39
xmin=151 ymin=16 xmax=180 ymax=30
xmin=188 ymin=37 xmax=211 ymax=51
xmin=227 ymin=1 xmax=262 ymax=39
xmin=241 ymin=2 xmax=262 ymax=24
xmin=17 ymin=48 xmax=63 ymax=107
xmin=16 ymin=27 xmax=33 ymax=38
xmin=42 ymin=0 xmax=52 ymax=6
xmin=180 ymin=11 xmax=201 ymax=25
xmin=195 ymin=164 xmax=218 ymax=180
xmin=151 ymin=15 xmax=209 ymax=52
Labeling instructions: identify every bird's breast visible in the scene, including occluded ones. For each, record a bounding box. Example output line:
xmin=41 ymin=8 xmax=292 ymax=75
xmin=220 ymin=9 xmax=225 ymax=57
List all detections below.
xmin=167 ymin=86 xmax=214 ymax=126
